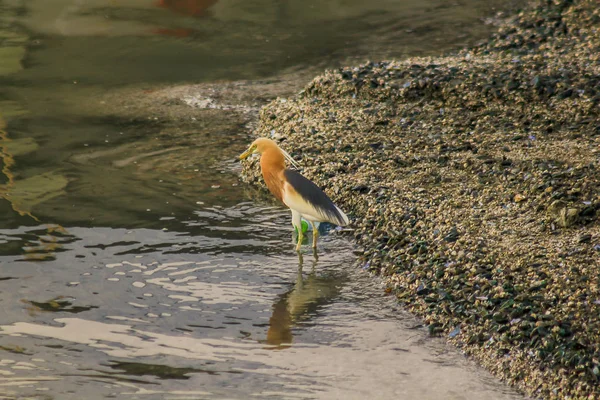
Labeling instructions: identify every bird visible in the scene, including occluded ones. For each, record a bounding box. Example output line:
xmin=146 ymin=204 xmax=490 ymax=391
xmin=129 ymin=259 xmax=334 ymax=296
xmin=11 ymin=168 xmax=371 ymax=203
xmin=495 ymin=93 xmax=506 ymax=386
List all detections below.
xmin=239 ymin=137 xmax=349 ymax=251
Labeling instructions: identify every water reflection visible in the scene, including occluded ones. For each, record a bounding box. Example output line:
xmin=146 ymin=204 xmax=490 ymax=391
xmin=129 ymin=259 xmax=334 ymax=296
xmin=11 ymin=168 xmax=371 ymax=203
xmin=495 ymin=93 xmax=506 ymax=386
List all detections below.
xmin=22 ymin=296 xmax=98 ymax=316
xmin=0 ymin=110 xmax=75 ymax=262
xmin=0 ymin=224 xmax=76 ymax=261
xmin=107 ymin=360 xmax=235 ymax=379
xmin=266 ymin=251 xmax=344 ymax=348
xmin=4 ymin=0 xmax=510 ymax=87
xmin=158 ymin=0 xmax=219 ymax=17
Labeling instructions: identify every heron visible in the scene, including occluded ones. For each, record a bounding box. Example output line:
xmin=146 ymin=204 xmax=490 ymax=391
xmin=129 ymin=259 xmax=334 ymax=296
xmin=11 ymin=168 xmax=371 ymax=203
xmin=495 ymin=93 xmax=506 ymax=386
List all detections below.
xmin=239 ymin=138 xmax=349 ymax=251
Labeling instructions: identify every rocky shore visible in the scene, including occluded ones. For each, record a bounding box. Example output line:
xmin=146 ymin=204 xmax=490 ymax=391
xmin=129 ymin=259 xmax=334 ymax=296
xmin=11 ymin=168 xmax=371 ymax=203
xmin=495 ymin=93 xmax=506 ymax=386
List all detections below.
xmin=240 ymin=1 xmax=600 ymax=399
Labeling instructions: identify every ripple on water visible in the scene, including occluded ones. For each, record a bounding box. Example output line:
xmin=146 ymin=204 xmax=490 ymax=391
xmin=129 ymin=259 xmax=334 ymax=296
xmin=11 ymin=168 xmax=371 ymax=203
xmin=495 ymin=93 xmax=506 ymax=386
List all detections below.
xmin=0 ymin=203 xmax=526 ymax=399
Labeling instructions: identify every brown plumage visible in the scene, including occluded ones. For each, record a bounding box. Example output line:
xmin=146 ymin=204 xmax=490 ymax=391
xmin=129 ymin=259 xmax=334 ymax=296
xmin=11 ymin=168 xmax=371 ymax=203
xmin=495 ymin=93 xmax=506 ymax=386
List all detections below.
xmin=240 ymin=138 xmax=349 ymax=251
xmin=258 ymin=140 xmax=285 ymax=202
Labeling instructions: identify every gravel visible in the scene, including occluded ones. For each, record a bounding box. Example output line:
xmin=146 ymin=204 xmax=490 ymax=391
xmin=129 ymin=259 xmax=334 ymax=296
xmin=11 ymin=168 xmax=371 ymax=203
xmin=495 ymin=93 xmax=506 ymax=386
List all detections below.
xmin=241 ymin=1 xmax=600 ymax=398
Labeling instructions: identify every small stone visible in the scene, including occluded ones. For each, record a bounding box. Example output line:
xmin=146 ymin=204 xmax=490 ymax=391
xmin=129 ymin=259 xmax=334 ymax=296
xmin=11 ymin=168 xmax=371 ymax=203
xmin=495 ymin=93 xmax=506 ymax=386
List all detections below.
xmin=444 ymin=227 xmax=459 ymax=242
xmin=449 ymin=325 xmax=461 ymax=338
xmin=578 ymin=234 xmax=592 ymax=244
xmin=351 ymin=184 xmax=370 ymax=193
xmin=416 ymin=284 xmax=431 ymax=296
xmin=558 ymin=208 xmax=579 ymax=228
xmin=547 ymin=200 xmax=566 ymax=216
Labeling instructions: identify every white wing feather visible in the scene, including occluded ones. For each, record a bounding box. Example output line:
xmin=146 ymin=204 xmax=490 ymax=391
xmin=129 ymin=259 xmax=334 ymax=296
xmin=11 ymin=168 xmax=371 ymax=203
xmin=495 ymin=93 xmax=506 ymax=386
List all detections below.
xmin=282 ymin=181 xmax=348 ymax=225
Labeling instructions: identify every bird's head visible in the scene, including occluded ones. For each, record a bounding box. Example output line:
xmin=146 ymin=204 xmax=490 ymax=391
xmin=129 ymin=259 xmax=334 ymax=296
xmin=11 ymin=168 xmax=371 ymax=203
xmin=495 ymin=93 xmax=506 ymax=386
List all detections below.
xmin=239 ymin=137 xmax=276 ymax=160
xmin=239 ymin=137 xmax=300 ymax=169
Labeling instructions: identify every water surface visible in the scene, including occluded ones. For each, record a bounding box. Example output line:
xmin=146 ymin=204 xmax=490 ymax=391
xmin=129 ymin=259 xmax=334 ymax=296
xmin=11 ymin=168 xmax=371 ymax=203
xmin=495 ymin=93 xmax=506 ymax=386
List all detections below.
xmin=0 ymin=216 xmax=524 ymax=399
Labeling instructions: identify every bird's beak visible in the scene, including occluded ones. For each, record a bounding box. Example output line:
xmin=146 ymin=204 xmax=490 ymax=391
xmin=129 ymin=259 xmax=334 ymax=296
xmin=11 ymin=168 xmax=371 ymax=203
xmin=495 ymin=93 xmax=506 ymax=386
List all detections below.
xmin=239 ymin=146 xmax=255 ymax=160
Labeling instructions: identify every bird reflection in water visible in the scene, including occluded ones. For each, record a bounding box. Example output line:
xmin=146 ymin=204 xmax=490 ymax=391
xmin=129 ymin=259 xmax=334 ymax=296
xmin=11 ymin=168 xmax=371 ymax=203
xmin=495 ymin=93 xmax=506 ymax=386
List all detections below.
xmin=266 ymin=250 xmax=342 ymax=348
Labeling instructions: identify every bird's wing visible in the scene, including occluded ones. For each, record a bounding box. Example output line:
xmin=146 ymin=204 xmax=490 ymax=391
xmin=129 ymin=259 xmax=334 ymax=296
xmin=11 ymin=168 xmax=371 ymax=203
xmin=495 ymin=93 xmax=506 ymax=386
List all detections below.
xmin=282 ymin=169 xmax=348 ymax=226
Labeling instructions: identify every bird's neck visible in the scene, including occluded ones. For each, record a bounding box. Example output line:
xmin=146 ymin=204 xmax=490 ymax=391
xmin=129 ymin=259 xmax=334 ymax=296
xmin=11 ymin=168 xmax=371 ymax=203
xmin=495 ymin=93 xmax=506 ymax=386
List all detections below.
xmin=260 ymin=148 xmax=285 ymax=201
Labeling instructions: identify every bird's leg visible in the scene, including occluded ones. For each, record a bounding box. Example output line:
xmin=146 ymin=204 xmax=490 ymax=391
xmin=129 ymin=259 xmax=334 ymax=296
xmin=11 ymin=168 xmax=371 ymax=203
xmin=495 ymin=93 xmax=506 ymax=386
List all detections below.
xmin=291 ymin=210 xmax=303 ymax=252
xmin=296 ymin=230 xmax=303 ymax=252
xmin=310 ymin=221 xmax=319 ymax=249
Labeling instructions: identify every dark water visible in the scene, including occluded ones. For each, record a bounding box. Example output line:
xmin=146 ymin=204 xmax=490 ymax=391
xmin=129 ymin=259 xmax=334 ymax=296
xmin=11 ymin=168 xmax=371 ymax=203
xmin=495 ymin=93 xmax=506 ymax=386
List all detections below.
xmin=0 ymin=1 xmax=527 ymax=399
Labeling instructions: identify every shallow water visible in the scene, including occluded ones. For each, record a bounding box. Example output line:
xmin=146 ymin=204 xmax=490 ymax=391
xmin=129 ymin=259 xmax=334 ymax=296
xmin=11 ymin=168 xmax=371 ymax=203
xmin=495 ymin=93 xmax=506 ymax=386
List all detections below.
xmin=0 ymin=217 xmax=524 ymax=400
xmin=0 ymin=0 xmax=526 ymax=399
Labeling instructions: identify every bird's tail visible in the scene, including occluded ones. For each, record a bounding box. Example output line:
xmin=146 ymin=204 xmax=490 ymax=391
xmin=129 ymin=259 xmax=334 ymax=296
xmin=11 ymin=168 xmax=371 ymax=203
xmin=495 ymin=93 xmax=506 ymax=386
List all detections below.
xmin=334 ymin=206 xmax=349 ymax=226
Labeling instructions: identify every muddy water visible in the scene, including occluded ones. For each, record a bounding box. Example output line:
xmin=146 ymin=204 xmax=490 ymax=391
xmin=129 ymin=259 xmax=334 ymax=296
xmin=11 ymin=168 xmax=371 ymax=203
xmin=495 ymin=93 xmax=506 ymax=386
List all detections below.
xmin=0 ymin=0 xmax=526 ymax=399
